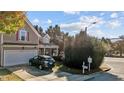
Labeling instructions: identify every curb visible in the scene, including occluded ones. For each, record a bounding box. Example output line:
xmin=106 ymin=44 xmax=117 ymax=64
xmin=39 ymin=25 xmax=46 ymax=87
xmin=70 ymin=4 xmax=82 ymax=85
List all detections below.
xmin=4 ymin=64 xmax=111 ymax=81
xmin=84 ymin=77 xmax=95 ymax=81
xmin=83 ymin=67 xmax=111 ymax=81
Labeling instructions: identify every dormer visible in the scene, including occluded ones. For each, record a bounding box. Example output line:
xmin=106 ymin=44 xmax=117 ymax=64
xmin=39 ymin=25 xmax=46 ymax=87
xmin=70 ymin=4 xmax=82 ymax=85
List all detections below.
xmin=42 ymin=34 xmax=50 ymax=44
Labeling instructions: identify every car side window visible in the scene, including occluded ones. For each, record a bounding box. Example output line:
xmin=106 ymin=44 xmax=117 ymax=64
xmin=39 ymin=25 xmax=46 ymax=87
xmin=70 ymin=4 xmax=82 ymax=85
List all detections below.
xmin=38 ymin=56 xmax=42 ymax=60
xmin=41 ymin=57 xmax=46 ymax=61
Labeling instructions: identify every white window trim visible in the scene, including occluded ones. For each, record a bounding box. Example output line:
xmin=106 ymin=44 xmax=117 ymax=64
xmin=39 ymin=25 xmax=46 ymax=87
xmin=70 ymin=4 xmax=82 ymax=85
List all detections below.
xmin=19 ymin=29 xmax=27 ymax=41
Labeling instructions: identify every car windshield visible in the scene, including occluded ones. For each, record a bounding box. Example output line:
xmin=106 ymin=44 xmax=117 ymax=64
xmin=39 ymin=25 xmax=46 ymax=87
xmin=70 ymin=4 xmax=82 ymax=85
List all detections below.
xmin=44 ymin=57 xmax=52 ymax=60
xmin=39 ymin=55 xmax=54 ymax=61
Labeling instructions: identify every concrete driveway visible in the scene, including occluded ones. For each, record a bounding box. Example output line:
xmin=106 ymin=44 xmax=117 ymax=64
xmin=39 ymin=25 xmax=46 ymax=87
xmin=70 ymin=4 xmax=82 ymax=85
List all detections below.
xmin=6 ymin=64 xmax=96 ymax=81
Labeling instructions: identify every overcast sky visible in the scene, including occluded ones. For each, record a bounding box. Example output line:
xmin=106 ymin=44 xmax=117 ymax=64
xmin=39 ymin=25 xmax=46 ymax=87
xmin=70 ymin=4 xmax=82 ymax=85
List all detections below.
xmin=27 ymin=11 xmax=124 ymax=38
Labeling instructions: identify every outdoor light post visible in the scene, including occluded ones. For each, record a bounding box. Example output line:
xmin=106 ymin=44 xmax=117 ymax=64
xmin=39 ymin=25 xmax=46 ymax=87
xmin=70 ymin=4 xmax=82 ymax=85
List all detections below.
xmin=84 ymin=21 xmax=97 ymax=32
xmin=63 ymin=33 xmax=66 ymax=59
xmin=88 ymin=56 xmax=92 ymax=72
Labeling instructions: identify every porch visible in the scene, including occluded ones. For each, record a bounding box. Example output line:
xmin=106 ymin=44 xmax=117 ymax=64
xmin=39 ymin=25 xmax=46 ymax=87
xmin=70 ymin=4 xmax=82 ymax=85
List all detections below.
xmin=39 ymin=44 xmax=59 ymax=56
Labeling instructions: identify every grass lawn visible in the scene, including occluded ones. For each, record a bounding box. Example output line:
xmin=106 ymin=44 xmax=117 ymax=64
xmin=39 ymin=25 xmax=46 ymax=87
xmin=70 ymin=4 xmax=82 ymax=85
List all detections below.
xmin=54 ymin=61 xmax=111 ymax=75
xmin=0 ymin=68 xmax=23 ymax=81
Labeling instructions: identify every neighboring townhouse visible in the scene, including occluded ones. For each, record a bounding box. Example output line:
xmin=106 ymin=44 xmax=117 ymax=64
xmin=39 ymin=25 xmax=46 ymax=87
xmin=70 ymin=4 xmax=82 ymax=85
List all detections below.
xmin=39 ymin=34 xmax=59 ymax=56
xmin=0 ymin=19 xmax=41 ymax=66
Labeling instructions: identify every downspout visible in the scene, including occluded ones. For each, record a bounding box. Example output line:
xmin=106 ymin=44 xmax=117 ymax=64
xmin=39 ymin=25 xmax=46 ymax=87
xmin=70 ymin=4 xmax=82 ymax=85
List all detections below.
xmin=38 ymin=36 xmax=40 ymax=55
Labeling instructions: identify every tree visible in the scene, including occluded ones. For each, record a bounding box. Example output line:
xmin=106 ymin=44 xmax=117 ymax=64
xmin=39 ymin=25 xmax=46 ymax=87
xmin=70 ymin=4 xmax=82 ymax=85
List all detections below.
xmin=111 ymin=35 xmax=124 ymax=57
xmin=46 ymin=25 xmax=65 ymax=55
xmin=119 ymin=35 xmax=124 ymax=39
xmin=0 ymin=11 xmax=26 ymax=34
xmin=34 ymin=25 xmax=43 ymax=35
xmin=113 ymin=40 xmax=124 ymax=57
xmin=34 ymin=25 xmax=39 ymax=31
xmin=46 ymin=26 xmax=54 ymax=38
xmin=39 ymin=27 xmax=43 ymax=32
xmin=101 ymin=37 xmax=112 ymax=52
xmin=64 ymin=30 xmax=106 ymax=69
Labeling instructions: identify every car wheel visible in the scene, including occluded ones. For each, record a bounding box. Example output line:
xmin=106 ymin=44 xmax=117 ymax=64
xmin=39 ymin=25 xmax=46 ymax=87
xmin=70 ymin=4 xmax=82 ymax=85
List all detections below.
xmin=39 ymin=65 xmax=43 ymax=70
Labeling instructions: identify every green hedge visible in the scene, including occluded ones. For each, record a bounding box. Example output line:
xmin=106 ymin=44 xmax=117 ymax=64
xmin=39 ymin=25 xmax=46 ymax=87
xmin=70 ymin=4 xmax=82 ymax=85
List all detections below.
xmin=91 ymin=37 xmax=106 ymax=69
xmin=63 ymin=32 xmax=106 ymax=69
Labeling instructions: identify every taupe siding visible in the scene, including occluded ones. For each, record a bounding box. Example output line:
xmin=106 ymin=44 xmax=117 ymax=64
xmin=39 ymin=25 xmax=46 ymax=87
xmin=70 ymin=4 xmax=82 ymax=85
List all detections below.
xmin=3 ymin=21 xmax=39 ymax=45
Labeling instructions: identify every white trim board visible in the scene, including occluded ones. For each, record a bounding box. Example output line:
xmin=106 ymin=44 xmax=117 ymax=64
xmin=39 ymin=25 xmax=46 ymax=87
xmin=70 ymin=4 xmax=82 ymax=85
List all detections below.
xmin=3 ymin=45 xmax=38 ymax=48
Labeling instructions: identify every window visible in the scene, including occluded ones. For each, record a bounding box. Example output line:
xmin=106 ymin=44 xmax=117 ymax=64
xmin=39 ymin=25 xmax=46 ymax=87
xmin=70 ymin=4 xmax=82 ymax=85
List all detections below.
xmin=19 ymin=29 xmax=28 ymax=41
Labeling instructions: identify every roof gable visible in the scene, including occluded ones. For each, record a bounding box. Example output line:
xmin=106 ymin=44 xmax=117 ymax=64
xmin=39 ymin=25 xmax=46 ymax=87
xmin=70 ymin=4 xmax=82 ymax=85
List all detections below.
xmin=43 ymin=34 xmax=50 ymax=39
xmin=25 ymin=19 xmax=41 ymax=38
xmin=2 ymin=18 xmax=40 ymax=44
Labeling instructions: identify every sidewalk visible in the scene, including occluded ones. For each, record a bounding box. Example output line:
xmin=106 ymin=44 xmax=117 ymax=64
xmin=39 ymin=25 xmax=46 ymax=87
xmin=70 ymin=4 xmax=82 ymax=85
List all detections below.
xmin=6 ymin=64 xmax=107 ymax=81
xmin=8 ymin=68 xmax=101 ymax=81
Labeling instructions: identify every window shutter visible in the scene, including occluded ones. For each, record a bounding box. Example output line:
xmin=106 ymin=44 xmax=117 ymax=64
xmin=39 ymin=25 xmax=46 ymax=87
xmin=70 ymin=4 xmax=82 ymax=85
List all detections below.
xmin=27 ymin=32 xmax=29 ymax=41
xmin=16 ymin=31 xmax=19 ymax=41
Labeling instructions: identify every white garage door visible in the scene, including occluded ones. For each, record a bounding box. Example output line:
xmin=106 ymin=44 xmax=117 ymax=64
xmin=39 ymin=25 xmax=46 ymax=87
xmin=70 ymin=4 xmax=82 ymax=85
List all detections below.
xmin=4 ymin=50 xmax=38 ymax=66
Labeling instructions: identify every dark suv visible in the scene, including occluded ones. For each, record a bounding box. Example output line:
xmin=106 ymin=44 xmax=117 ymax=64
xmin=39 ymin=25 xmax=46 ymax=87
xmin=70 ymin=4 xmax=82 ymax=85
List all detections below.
xmin=29 ymin=55 xmax=55 ymax=70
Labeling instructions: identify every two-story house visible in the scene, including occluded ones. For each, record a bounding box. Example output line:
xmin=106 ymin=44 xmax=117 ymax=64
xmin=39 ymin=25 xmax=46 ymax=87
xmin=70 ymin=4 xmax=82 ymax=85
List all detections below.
xmin=0 ymin=19 xmax=41 ymax=66
xmin=39 ymin=34 xmax=59 ymax=56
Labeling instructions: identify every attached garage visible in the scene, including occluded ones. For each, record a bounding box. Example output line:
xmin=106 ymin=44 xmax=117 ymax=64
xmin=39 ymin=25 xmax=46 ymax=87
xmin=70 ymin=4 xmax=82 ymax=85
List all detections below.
xmin=3 ymin=50 xmax=38 ymax=66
